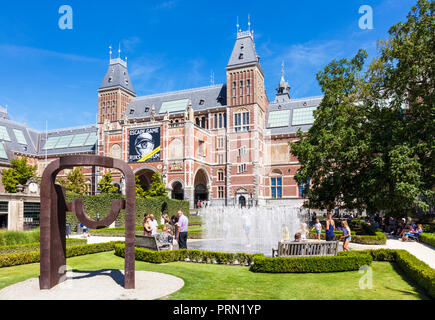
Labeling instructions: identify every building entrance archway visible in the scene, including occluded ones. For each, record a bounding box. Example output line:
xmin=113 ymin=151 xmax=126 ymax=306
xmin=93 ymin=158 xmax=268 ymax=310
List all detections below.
xmin=194 ymin=168 xmax=209 ymax=207
xmin=171 ymin=181 xmax=184 ymax=200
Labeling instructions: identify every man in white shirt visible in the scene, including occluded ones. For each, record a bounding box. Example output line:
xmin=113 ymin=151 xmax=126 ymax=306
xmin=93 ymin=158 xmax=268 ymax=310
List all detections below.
xmin=177 ymin=210 xmax=189 ymax=249
xmin=150 ymin=214 xmax=158 ymax=236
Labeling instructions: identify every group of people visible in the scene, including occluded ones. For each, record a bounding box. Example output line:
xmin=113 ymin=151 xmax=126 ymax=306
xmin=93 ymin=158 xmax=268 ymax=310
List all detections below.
xmin=289 ymin=213 xmax=352 ymax=251
xmin=143 ymin=210 xmax=189 ymax=250
xmin=196 ymin=200 xmax=209 ymax=209
xmin=364 ymin=215 xmax=424 ymax=241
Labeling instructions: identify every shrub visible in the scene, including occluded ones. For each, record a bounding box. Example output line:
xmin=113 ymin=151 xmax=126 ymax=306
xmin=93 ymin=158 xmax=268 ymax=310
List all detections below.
xmin=114 ymin=245 xmax=263 ymax=266
xmin=308 ymin=231 xmax=386 ymax=244
xmin=419 ymin=233 xmax=435 ymax=247
xmin=0 ymin=241 xmax=123 ymax=268
xmin=64 ymin=193 xmax=190 ymax=230
xmin=0 ymin=229 xmax=40 ymax=246
xmin=250 ymin=254 xmax=372 ymax=273
xmin=0 ymin=238 xmax=87 ymax=254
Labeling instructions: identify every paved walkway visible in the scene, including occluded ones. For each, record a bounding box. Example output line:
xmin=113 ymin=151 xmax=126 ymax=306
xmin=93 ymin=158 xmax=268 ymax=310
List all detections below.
xmin=349 ymin=238 xmax=435 ymax=268
xmin=0 ymin=271 xmax=184 ymax=300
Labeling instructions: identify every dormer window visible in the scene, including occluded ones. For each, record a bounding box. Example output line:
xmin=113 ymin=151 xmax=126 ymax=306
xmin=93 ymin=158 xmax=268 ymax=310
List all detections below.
xmin=129 ymin=109 xmax=134 ymax=115
xmin=125 ymin=79 xmax=129 ymax=85
xmin=199 ymin=99 xmax=205 ymax=105
xmin=239 ymin=53 xmax=244 ymax=59
xmin=145 ymin=107 xmax=150 ymax=113
xmin=108 ymin=77 xmax=113 ymax=83
xmin=240 ymin=43 xmax=244 ymax=50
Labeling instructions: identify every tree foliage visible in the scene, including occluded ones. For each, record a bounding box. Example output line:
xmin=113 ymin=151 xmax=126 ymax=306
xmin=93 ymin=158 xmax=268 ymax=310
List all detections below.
xmin=136 ymin=172 xmax=168 ymax=199
xmin=291 ymin=0 xmax=434 ymax=217
xmin=57 ymin=167 xmax=87 ymax=195
xmin=1 ymin=157 xmax=36 ymax=193
xmin=97 ymin=171 xmax=118 ymax=194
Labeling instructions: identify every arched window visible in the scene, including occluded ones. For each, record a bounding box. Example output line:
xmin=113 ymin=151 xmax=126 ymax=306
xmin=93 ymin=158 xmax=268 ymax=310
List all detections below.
xmin=217 ymin=170 xmax=224 ymax=182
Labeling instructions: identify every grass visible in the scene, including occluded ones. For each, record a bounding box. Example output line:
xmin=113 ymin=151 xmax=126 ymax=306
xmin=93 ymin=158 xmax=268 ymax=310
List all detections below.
xmin=0 ymin=251 xmax=430 ymax=300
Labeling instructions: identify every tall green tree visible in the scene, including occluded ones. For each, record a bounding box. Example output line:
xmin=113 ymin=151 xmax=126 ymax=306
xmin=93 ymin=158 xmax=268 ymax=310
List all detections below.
xmin=1 ymin=157 xmax=37 ymax=193
xmin=97 ymin=171 xmax=118 ymax=194
xmin=57 ymin=167 xmax=87 ymax=195
xmin=145 ymin=172 xmax=168 ymax=198
xmin=291 ymin=0 xmax=434 ymax=217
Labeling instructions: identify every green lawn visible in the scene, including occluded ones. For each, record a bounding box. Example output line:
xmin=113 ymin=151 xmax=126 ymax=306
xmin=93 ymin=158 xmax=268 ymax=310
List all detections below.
xmin=0 ymin=251 xmax=429 ymax=300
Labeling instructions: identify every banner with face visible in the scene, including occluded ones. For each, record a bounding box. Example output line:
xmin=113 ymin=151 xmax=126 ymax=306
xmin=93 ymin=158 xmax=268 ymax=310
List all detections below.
xmin=128 ymin=127 xmax=161 ymax=163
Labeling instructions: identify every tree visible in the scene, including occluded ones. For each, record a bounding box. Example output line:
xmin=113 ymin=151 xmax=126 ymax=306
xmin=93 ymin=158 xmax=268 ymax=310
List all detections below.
xmin=1 ymin=157 xmax=37 ymax=193
xmin=57 ymin=167 xmax=87 ymax=195
xmin=291 ymin=0 xmax=434 ymax=217
xmin=97 ymin=171 xmax=118 ymax=194
xmin=146 ymin=172 xmax=168 ymax=198
xmin=135 ymin=172 xmax=168 ymax=199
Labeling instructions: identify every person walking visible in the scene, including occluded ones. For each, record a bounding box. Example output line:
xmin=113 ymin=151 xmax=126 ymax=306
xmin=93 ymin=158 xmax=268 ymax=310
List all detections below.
xmin=177 ymin=210 xmax=189 ymax=249
xmin=340 ymin=220 xmax=351 ymax=251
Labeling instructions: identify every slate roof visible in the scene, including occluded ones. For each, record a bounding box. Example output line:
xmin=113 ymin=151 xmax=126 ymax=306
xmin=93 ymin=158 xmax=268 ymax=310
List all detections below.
xmin=227 ymin=31 xmax=261 ymax=70
xmin=99 ymin=58 xmax=135 ymax=95
xmin=0 ymin=112 xmax=98 ymax=164
xmin=124 ymin=84 xmax=227 ymax=120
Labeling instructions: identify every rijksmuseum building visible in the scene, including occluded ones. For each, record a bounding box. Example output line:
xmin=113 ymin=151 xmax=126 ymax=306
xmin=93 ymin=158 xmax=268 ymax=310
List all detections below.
xmin=0 ymin=28 xmax=322 ymax=228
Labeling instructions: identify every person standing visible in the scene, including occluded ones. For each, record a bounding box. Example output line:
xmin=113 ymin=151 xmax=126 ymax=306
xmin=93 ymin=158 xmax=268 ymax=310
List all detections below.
xmin=314 ymin=219 xmax=322 ymax=240
xmin=325 ymin=212 xmax=335 ymax=241
xmin=177 ymin=210 xmax=189 ymax=249
xmin=149 ymin=214 xmax=158 ymax=236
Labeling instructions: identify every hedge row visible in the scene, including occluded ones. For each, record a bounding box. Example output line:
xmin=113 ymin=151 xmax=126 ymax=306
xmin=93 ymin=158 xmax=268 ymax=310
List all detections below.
xmin=0 ymin=241 xmax=124 ymax=268
xmin=114 ymin=245 xmax=264 ymax=266
xmin=308 ymin=231 xmax=386 ymax=245
xmin=419 ymin=233 xmax=435 ymax=248
xmin=0 ymin=229 xmax=41 ymax=246
xmin=64 ymin=193 xmax=190 ymax=231
xmin=250 ymin=254 xmax=372 ymax=273
xmin=0 ymin=238 xmax=87 ymax=254
xmin=339 ymin=249 xmax=435 ymax=299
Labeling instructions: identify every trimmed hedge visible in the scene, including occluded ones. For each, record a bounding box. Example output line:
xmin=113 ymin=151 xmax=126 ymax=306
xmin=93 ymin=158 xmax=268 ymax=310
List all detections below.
xmin=64 ymin=193 xmax=190 ymax=231
xmin=419 ymin=233 xmax=435 ymax=247
xmin=0 ymin=238 xmax=87 ymax=254
xmin=250 ymin=254 xmax=372 ymax=273
xmin=114 ymin=245 xmax=263 ymax=266
xmin=339 ymin=249 xmax=435 ymax=299
xmin=0 ymin=229 xmax=41 ymax=246
xmin=0 ymin=241 xmax=124 ymax=268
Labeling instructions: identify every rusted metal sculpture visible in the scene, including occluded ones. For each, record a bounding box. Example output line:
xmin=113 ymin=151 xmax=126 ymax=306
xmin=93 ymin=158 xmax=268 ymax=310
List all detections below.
xmin=39 ymin=155 xmax=136 ymax=289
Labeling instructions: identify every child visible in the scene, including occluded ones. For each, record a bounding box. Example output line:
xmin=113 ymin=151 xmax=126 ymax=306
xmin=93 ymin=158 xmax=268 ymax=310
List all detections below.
xmin=314 ymin=219 xmax=322 ymax=240
xmin=340 ymin=220 xmax=351 ymax=251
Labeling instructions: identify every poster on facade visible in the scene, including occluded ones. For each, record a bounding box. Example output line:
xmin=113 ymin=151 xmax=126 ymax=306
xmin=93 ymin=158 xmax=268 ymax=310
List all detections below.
xmin=128 ymin=127 xmax=161 ymax=163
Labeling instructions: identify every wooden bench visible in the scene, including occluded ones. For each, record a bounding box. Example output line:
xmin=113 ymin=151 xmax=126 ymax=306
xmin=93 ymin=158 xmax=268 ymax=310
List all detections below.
xmin=135 ymin=235 xmax=170 ymax=251
xmin=272 ymin=241 xmax=339 ymax=257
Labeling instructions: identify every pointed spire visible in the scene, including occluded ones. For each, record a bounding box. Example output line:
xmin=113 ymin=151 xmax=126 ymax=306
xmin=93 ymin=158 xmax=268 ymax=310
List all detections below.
xmin=275 ymin=61 xmax=291 ymax=102
xmin=109 ymin=45 xmax=112 ymax=60
xmin=248 ymin=14 xmax=251 ymax=32
xmin=118 ymin=43 xmax=121 ymax=59
xmin=236 ymin=16 xmax=240 ymax=33
xmin=281 ymin=61 xmax=285 ymax=82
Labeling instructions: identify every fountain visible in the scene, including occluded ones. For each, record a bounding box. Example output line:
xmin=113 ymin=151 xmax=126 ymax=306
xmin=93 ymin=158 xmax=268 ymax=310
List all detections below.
xmin=193 ymin=206 xmax=308 ymax=256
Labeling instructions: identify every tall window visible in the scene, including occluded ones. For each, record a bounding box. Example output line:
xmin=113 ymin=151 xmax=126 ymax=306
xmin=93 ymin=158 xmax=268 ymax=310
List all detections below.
xmin=247 ymin=79 xmax=251 ymax=95
xmin=218 ymin=170 xmax=224 ymax=181
xmin=239 ymin=81 xmax=243 ymax=96
xmin=298 ymin=179 xmax=310 ymax=198
xmin=232 ymin=81 xmax=236 ymax=97
xmin=214 ymin=114 xmax=217 ymax=128
xmin=238 ymin=163 xmax=247 ymax=173
xmin=218 ymin=186 xmax=225 ymax=199
xmin=271 ymin=177 xmax=283 ymax=199
xmin=234 ymin=109 xmax=250 ymax=132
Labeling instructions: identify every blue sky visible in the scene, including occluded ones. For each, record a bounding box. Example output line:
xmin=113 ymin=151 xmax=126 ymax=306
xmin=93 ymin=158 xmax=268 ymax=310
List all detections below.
xmin=0 ymin=0 xmax=416 ymax=131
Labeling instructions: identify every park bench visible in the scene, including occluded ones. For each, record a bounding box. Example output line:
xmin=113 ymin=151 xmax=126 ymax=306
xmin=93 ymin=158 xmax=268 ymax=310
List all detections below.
xmin=135 ymin=235 xmax=171 ymax=251
xmin=272 ymin=240 xmax=339 ymax=257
